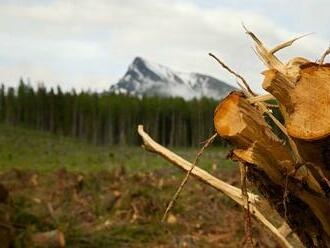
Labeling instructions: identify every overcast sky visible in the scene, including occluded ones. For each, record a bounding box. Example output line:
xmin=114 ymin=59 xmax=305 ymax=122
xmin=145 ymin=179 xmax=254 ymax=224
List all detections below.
xmin=0 ymin=0 xmax=329 ymax=93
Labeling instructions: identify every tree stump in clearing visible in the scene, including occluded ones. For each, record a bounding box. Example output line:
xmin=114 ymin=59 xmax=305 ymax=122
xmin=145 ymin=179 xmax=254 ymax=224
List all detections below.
xmin=214 ymin=30 xmax=330 ymax=247
xmin=31 ymin=229 xmax=65 ymax=248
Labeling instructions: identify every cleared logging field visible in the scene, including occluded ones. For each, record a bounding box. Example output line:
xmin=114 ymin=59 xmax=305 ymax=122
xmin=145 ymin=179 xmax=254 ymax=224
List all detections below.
xmin=0 ymin=124 xmax=280 ymax=247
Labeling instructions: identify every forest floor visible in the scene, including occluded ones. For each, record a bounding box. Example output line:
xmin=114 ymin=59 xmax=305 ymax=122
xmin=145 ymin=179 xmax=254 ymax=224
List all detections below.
xmin=0 ymin=124 xmax=281 ymax=247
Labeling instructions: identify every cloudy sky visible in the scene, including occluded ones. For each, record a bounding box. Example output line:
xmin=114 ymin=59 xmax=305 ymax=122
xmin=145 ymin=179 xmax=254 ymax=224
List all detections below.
xmin=0 ymin=0 xmax=329 ymax=92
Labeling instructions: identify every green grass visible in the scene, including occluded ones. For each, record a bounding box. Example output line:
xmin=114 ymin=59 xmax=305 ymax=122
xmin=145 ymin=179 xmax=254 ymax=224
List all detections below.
xmin=0 ymin=124 xmax=258 ymax=247
xmin=0 ymin=124 xmax=234 ymax=174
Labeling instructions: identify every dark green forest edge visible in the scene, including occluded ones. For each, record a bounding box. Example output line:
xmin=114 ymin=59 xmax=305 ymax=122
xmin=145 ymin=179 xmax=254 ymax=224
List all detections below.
xmin=0 ymin=80 xmax=223 ymax=147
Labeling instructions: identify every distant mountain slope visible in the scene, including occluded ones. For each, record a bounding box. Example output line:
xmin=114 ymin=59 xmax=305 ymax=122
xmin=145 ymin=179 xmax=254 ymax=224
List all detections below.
xmin=110 ymin=57 xmax=235 ymax=99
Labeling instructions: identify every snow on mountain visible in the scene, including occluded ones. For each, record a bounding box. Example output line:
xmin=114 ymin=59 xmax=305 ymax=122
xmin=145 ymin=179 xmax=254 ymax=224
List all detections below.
xmin=109 ymin=57 xmax=235 ymax=99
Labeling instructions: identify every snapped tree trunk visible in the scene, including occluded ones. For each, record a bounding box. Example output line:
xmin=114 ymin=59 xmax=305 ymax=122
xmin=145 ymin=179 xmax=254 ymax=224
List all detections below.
xmin=214 ymin=31 xmax=330 ymax=247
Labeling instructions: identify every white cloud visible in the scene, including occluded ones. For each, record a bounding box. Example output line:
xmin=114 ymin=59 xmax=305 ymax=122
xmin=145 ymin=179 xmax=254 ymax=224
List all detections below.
xmin=0 ymin=0 xmax=329 ymax=93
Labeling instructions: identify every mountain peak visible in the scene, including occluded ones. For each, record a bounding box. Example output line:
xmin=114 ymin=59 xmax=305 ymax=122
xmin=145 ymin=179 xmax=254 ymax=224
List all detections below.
xmin=110 ymin=57 xmax=235 ymax=99
xmin=131 ymin=56 xmax=147 ymax=68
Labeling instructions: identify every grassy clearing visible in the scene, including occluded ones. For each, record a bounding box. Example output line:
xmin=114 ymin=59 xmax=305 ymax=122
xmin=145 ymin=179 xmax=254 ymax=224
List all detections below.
xmin=0 ymin=124 xmax=281 ymax=247
xmin=0 ymin=124 xmax=233 ymax=173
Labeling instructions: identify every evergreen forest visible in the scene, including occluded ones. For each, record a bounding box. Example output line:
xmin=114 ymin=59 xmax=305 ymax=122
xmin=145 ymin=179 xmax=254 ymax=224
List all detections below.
xmin=0 ymin=80 xmax=222 ymax=147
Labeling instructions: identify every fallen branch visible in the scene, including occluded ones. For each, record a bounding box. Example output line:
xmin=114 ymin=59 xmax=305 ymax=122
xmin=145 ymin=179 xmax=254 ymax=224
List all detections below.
xmin=137 ymin=125 xmax=293 ymax=248
xmin=32 ymin=229 xmax=65 ymax=247
xmin=138 ymin=125 xmax=257 ymax=204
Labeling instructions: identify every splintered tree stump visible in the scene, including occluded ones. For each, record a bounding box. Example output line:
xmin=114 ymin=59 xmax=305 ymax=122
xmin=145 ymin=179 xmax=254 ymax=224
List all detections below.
xmin=213 ymin=30 xmax=330 ymax=247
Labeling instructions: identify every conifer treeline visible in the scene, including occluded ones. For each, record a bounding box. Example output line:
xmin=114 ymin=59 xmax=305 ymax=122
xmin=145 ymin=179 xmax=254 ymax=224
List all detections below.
xmin=0 ymin=80 xmax=223 ymax=146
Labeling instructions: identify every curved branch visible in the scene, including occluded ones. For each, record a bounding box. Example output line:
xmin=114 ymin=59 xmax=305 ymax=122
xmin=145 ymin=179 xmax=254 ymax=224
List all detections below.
xmin=319 ymin=45 xmax=330 ymax=64
xmin=269 ymin=33 xmax=312 ymax=55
